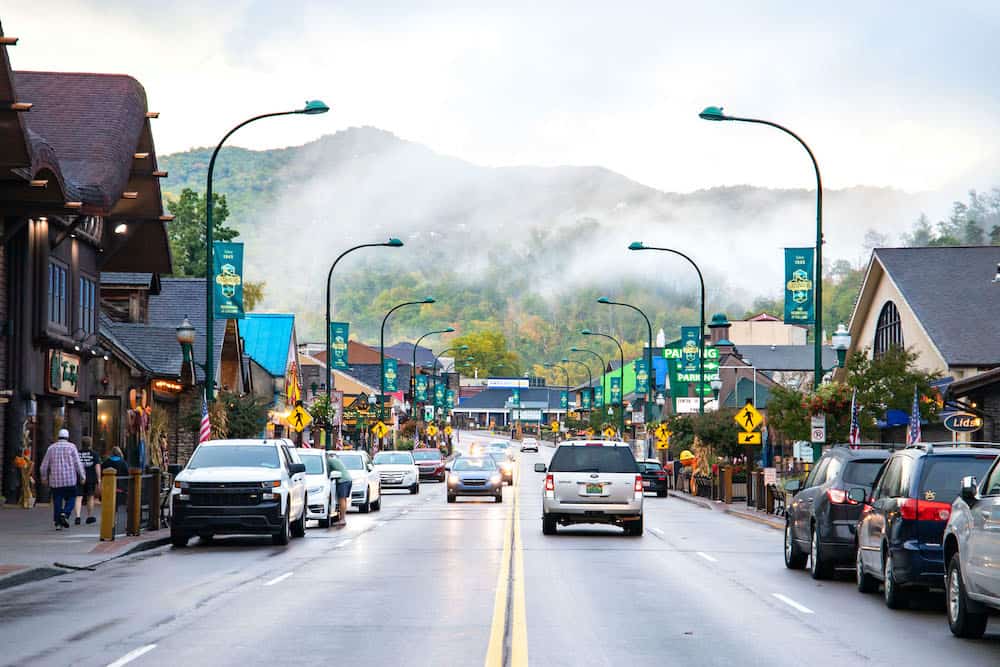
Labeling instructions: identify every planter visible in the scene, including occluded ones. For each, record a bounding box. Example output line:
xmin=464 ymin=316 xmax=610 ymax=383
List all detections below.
xmin=731 ymin=482 xmax=748 ymax=500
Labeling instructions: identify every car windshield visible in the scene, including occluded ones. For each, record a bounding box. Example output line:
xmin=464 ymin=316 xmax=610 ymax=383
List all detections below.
xmin=918 ymin=455 xmax=997 ymax=504
xmin=455 ymin=457 xmax=496 ymax=471
xmin=188 ymin=445 xmax=280 ymax=469
xmin=843 ymin=460 xmax=885 ymax=487
xmin=335 ymin=454 xmax=365 ymax=470
xmin=548 ymin=446 xmax=638 ymax=473
xmin=641 ymin=462 xmax=663 ymax=473
xmin=374 ymin=452 xmax=414 ymax=466
xmin=299 ymin=454 xmax=325 ymax=475
xmin=412 ymin=450 xmax=442 ymax=462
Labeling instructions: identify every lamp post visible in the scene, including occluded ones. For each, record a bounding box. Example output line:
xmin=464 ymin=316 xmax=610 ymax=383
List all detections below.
xmin=699 ymin=105 xmax=824 ymax=388
xmin=380 ymin=298 xmax=435 ymax=423
xmin=629 ymin=242 xmax=706 ymax=414
xmin=411 ymin=327 xmax=454 ymax=420
xmin=831 ymin=323 xmax=851 ymax=369
xmin=176 ymin=316 xmax=197 ymax=386
xmin=581 ymin=329 xmax=625 ymax=435
xmin=543 ymin=361 xmax=571 ymax=412
xmin=597 ymin=296 xmax=654 ymax=427
xmin=563 ymin=357 xmax=593 ymax=410
xmin=204 ymin=100 xmax=329 ymax=402
xmin=570 ymin=346 xmax=608 ymax=408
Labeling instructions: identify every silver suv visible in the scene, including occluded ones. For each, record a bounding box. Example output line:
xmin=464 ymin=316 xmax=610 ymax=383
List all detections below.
xmin=534 ymin=440 xmax=643 ymax=536
xmin=943 ymin=455 xmax=1000 ymax=638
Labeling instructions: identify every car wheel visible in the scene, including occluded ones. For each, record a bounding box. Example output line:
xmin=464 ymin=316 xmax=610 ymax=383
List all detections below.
xmin=627 ymin=515 xmax=644 ymax=536
xmin=272 ymin=510 xmax=291 ymax=546
xmin=947 ymin=555 xmax=989 ymax=638
xmin=784 ymin=521 xmax=807 ymax=569
xmin=856 ymin=544 xmax=878 ymax=593
xmin=410 ymin=483 xmax=420 ymax=495
xmin=319 ymin=503 xmax=332 ymax=529
xmin=809 ymin=523 xmax=832 ymax=580
xmin=291 ymin=504 xmax=306 ymax=538
xmin=359 ymin=488 xmax=371 ymax=514
xmin=170 ymin=529 xmax=190 ymax=548
xmin=447 ymin=493 xmax=456 ymax=503
xmin=883 ymin=551 xmax=908 ymax=609
xmin=542 ymin=516 xmax=557 ymax=535
xmin=495 ymin=491 xmax=503 ymax=503
xmin=371 ymin=490 xmax=382 ymax=512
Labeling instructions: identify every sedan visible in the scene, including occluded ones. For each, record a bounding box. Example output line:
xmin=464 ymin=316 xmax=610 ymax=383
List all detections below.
xmin=331 ymin=450 xmax=382 ymax=513
xmin=448 ymin=456 xmax=503 ymax=503
xmin=488 ymin=452 xmax=515 ymax=485
xmin=412 ymin=448 xmax=447 ymax=482
xmin=520 ymin=438 xmax=539 ymax=453
xmin=373 ymin=451 xmax=420 ymax=494
xmin=296 ymin=448 xmax=336 ymax=528
xmin=639 ymin=459 xmax=668 ymax=497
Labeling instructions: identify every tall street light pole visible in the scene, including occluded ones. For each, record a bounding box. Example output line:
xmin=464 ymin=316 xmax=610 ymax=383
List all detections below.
xmin=563 ymin=357 xmax=592 ymax=414
xmin=581 ymin=330 xmax=625 ymax=435
xmin=629 ymin=242 xmax=706 ymax=414
xmin=430 ymin=344 xmax=468 ymax=420
xmin=699 ymin=105 xmax=824 ymax=388
xmin=570 ymin=347 xmax=608 ymax=405
xmin=205 ymin=100 xmax=328 ymax=402
xmin=597 ymin=297 xmax=654 ymax=426
xmin=411 ymin=327 xmax=454 ymax=416
xmin=380 ymin=298 xmax=435 ymax=423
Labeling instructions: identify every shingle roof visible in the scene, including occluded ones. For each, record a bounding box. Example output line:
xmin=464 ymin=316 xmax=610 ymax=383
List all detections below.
xmin=456 ymin=387 xmax=563 ymax=410
xmin=241 ymin=314 xmax=295 ymax=377
xmin=730 ymin=345 xmax=838 ymax=371
xmin=385 ymin=342 xmax=438 ymax=368
xmin=875 ymin=247 xmax=1000 ymax=366
xmin=338 ymin=363 xmax=413 ymax=393
xmin=101 ymin=272 xmax=153 ymax=287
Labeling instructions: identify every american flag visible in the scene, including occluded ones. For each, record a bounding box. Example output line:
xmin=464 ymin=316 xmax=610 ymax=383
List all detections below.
xmin=848 ymin=389 xmax=861 ymax=449
xmin=199 ymin=392 xmax=212 ymax=443
xmin=906 ymin=386 xmax=922 ymax=446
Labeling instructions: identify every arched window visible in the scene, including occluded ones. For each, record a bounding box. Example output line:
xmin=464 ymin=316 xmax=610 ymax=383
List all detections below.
xmin=873 ymin=301 xmax=903 ymax=358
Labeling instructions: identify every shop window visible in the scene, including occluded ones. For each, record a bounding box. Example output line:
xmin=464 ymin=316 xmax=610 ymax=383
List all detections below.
xmin=48 ymin=260 xmax=69 ymax=329
xmin=79 ymin=275 xmax=97 ymax=335
xmin=873 ymin=301 xmax=902 ymax=359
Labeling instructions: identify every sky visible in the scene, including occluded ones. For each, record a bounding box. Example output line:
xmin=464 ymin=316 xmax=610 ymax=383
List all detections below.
xmin=4 ymin=1 xmax=1000 ymax=194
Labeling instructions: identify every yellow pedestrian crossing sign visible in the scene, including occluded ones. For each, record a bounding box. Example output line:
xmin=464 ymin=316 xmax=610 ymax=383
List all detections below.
xmin=289 ymin=405 xmax=312 ymax=432
xmin=551 ymin=421 xmax=560 ymax=433
xmin=426 ymin=425 xmax=438 ymax=437
xmin=655 ymin=438 xmax=670 ymax=450
xmin=444 ymin=426 xmax=453 ymax=437
xmin=602 ymin=427 xmax=616 ymax=439
xmin=734 ymin=403 xmax=763 ymax=432
xmin=655 ymin=424 xmax=671 ymax=441
xmin=738 ymin=431 xmax=762 ymax=445
xmin=372 ymin=421 xmax=390 ymax=438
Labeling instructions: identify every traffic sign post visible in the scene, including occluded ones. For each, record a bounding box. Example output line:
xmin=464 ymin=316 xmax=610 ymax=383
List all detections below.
xmin=738 ymin=432 xmax=762 ymax=445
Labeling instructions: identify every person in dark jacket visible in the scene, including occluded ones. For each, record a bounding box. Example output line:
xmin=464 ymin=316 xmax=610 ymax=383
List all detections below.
xmin=102 ymin=446 xmax=129 ymax=476
xmin=74 ymin=436 xmax=101 ymax=525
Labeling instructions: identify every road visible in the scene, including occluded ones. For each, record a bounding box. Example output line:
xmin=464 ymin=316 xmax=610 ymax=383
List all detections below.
xmin=1 ymin=431 xmax=998 ymax=666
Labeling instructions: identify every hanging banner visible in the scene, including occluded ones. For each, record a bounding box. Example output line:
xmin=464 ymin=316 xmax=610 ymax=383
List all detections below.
xmin=784 ymin=247 xmax=815 ymax=325
xmin=383 ymin=358 xmax=398 ymax=393
xmin=445 ymin=389 xmax=456 ymax=410
xmin=594 ymin=385 xmax=604 ymax=408
xmin=511 ymin=388 xmax=521 ymax=408
xmin=212 ymin=242 xmax=245 ymax=319
xmin=635 ymin=359 xmax=649 ymax=395
xmin=581 ymin=389 xmax=592 ymax=410
xmin=434 ymin=382 xmax=446 ymax=407
xmin=329 ymin=322 xmax=350 ymax=370
xmin=415 ymin=375 xmax=428 ymax=401
xmin=610 ymin=377 xmax=622 ymax=404
xmin=560 ymin=391 xmax=569 ymax=410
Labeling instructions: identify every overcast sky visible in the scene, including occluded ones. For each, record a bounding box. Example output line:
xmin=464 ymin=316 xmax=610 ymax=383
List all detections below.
xmin=5 ymin=1 xmax=999 ymax=194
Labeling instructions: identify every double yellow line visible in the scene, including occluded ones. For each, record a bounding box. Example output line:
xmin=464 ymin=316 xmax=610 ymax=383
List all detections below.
xmin=484 ymin=471 xmax=528 ymax=666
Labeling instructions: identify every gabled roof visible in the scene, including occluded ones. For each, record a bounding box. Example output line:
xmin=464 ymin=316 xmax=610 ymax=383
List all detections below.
xmin=385 ymin=342 xmax=438 ymax=368
xmin=241 ymin=314 xmax=295 ymax=377
xmin=100 ymin=272 xmax=161 ymax=294
xmin=730 ymin=344 xmax=838 ymax=372
xmin=338 ymin=363 xmax=413 ymax=393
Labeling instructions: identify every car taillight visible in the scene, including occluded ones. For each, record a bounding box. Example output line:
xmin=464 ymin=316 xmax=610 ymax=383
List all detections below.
xmin=657 ymin=473 xmax=666 ymax=480
xmin=898 ymin=498 xmax=951 ymax=522
xmin=827 ymin=488 xmax=857 ymax=505
xmin=634 ymin=475 xmax=644 ymax=493
xmin=544 ymin=474 xmax=555 ymax=492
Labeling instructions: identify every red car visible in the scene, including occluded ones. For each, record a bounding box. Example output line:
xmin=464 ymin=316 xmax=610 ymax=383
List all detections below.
xmin=412 ymin=448 xmax=447 ymax=482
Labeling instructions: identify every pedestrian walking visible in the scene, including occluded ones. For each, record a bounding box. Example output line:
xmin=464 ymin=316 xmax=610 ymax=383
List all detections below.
xmin=39 ymin=429 xmax=85 ymax=530
xmin=73 ymin=436 xmax=101 ymax=525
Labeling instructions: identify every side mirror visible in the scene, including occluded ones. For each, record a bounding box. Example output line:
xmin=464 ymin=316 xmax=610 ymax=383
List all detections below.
xmin=289 ymin=463 xmax=306 ymax=475
xmin=167 ymin=463 xmax=183 ymax=476
xmin=847 ymin=487 xmax=867 ymax=504
xmin=534 ymin=463 xmax=547 ymax=473
xmin=784 ymin=479 xmax=801 ymax=494
xmin=330 ymin=470 xmax=342 ymax=481
xmin=960 ymin=476 xmax=979 ymax=504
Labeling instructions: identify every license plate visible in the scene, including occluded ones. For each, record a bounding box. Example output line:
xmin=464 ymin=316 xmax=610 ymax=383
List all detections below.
xmin=585 ymin=483 xmax=603 ymax=494
xmin=643 ymin=481 xmax=651 ymax=488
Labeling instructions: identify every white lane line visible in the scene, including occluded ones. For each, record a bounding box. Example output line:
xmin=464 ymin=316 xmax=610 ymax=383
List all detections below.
xmin=263 ymin=572 xmax=294 ymax=587
xmin=401 ymin=509 xmax=409 ymax=515
xmin=771 ymin=593 xmax=814 ymax=614
xmin=106 ymin=644 xmax=157 ymax=667
xmin=649 ymin=527 xmax=664 ymax=536
xmin=341 ymin=538 xmax=353 ymax=545
xmin=696 ymin=551 xmax=718 ymax=563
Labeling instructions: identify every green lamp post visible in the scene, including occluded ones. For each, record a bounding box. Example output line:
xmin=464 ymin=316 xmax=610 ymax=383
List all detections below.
xmin=411 ymin=327 xmax=454 ymax=419
xmin=597 ymin=296 xmax=654 ymax=427
xmin=581 ymin=329 xmax=625 ymax=435
xmin=380 ymin=298 xmax=435 ymax=424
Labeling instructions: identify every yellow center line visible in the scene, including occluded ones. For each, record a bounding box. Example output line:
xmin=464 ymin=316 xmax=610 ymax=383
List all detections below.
xmin=484 ymin=464 xmax=529 ymax=666
xmin=511 ymin=472 xmax=528 ymax=666
xmin=484 ymin=478 xmax=513 ymax=667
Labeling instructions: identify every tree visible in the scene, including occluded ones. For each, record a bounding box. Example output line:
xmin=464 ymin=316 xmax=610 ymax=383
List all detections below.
xmin=845 ymin=346 xmax=940 ymax=438
xmin=221 ymin=391 xmax=269 ymax=438
xmin=862 ymin=228 xmax=889 ymax=254
xmin=244 ymin=281 xmax=266 ymax=311
xmin=166 ymin=188 xmax=238 ymax=277
xmin=450 ymin=330 xmax=520 ymax=376
xmin=902 ymin=213 xmax=935 ymax=247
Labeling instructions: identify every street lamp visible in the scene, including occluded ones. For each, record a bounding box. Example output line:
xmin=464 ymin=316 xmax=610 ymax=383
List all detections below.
xmin=699 ymin=105 xmax=824 ymax=389
xmin=629 ymin=242 xmax=706 ymax=414
xmin=411 ymin=327 xmax=454 ymax=416
xmin=204 ymin=100 xmax=329 ymax=402
xmin=581 ymin=329 xmax=625 ymax=435
xmin=710 ymin=377 xmax=723 ymax=401
xmin=544 ymin=361 xmax=571 ymax=414
xmin=571 ymin=346 xmax=608 ymax=409
xmin=831 ymin=323 xmax=851 ymax=369
xmin=563 ymin=357 xmax=593 ymax=409
xmin=380 ymin=297 xmax=435 ymax=423
xmin=597 ymin=296 xmax=654 ymax=428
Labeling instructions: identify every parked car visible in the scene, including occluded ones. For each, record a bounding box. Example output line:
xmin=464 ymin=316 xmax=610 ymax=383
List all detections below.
xmin=520 ymin=437 xmax=539 ymax=453
xmin=854 ymin=443 xmax=1000 ymax=608
xmin=373 ymin=451 xmax=420 ymax=494
xmin=943 ymin=454 xmax=1000 ymax=637
xmin=488 ymin=451 xmax=515 ymax=485
xmin=295 ymin=448 xmax=337 ymax=528
xmin=535 ymin=440 xmax=643 ymax=536
xmin=169 ymin=438 xmax=307 ymax=547
xmin=639 ymin=459 xmax=669 ymax=497
xmin=783 ymin=445 xmax=891 ymax=578
xmin=447 ymin=456 xmax=503 ymax=503
xmin=412 ymin=448 xmax=447 ymax=482
xmin=332 ymin=450 xmax=382 ymax=513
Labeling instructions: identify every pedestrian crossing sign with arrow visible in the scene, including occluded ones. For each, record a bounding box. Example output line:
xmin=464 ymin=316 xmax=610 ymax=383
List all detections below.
xmin=372 ymin=421 xmax=390 ymax=438
xmin=551 ymin=421 xmax=560 ymax=434
xmin=289 ymin=405 xmax=312 ymax=432
xmin=738 ymin=431 xmax=762 ymax=445
xmin=426 ymin=425 xmax=439 ymax=437
xmin=734 ymin=403 xmax=763 ymax=432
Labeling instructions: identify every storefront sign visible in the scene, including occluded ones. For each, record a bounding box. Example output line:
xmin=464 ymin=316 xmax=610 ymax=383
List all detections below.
xmin=943 ymin=412 xmax=983 ymax=433
xmin=329 ymin=322 xmax=350 ymax=369
xmin=152 ymin=379 xmax=183 ymax=394
xmin=487 ymin=378 xmax=529 ymax=388
xmin=212 ymin=242 xmax=245 ymax=320
xmin=47 ymin=350 xmax=80 ymax=397
xmin=383 ymin=358 xmax=398 ymax=393
xmin=415 ymin=375 xmax=428 ymax=401
xmin=784 ymin=247 xmax=815 ymax=325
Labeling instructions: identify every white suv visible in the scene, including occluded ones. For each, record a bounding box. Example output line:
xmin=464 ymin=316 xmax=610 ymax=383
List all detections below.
xmin=169 ymin=439 xmax=307 ymax=546
xmin=535 ymin=440 xmax=644 ymax=536
xmin=520 ymin=438 xmax=539 ymax=453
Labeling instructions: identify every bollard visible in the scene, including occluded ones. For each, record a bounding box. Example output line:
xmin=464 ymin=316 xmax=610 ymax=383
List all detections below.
xmin=127 ymin=469 xmax=142 ymax=536
xmin=148 ymin=468 xmax=161 ymax=531
xmin=100 ymin=469 xmax=117 ymax=541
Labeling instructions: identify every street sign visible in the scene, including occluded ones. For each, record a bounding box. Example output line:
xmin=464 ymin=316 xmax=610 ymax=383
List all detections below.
xmin=793 ymin=441 xmax=815 ymax=463
xmin=734 ymin=403 xmax=763 ymax=432
xmin=655 ymin=424 xmax=670 ymax=440
xmin=551 ymin=421 xmax=560 ymax=433
xmin=372 ymin=421 xmax=390 ymax=438
xmin=632 ymin=411 xmax=645 ymax=424
xmin=424 ymin=405 xmax=435 ymax=421
xmin=738 ymin=431 xmax=762 ymax=445
xmin=602 ymin=427 xmax=616 ymax=439
xmin=763 ymin=467 xmax=777 ymax=485
xmin=444 ymin=426 xmax=453 ymax=437
xmin=288 ymin=405 xmax=312 ymax=432
xmin=655 ymin=439 xmax=670 ymax=450
xmin=810 ymin=414 xmax=826 ymax=443
xmin=426 ymin=425 xmax=439 ymax=437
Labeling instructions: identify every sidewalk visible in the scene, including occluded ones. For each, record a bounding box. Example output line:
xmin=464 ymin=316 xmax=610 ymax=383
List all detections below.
xmin=0 ymin=503 xmax=170 ymax=591
xmin=670 ymin=489 xmax=785 ymax=530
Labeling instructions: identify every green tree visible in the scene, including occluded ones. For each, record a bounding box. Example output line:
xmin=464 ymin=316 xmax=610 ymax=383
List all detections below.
xmin=166 ymin=188 xmax=238 ymax=277
xmin=244 ymin=281 xmax=265 ymax=311
xmin=902 ymin=213 xmax=935 ymax=247
xmin=450 ymin=330 xmax=520 ymax=376
xmin=845 ymin=346 xmax=940 ymax=438
xmin=221 ymin=391 xmax=269 ymax=438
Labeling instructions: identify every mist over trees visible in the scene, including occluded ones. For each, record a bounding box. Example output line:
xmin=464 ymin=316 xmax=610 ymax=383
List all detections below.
xmin=902 ymin=189 xmax=1000 ymax=247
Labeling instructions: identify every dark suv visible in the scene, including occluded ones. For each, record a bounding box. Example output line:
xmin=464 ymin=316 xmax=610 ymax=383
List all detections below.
xmin=854 ymin=444 xmax=1000 ymax=609
xmin=784 ymin=446 xmax=891 ymax=578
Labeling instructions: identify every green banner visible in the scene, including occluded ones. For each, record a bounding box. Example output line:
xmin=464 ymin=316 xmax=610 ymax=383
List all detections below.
xmin=610 ymin=377 xmax=622 ymax=404
xmin=634 ymin=359 xmax=649 ymax=395
xmin=415 ymin=375 xmax=428 ymax=401
xmin=560 ymin=391 xmax=568 ymax=409
xmin=581 ymin=389 xmax=592 ymax=410
xmin=212 ymin=242 xmax=245 ymax=319
xmin=511 ymin=388 xmax=520 ymax=408
xmin=594 ymin=385 xmax=604 ymax=408
xmin=434 ymin=382 xmax=445 ymax=407
xmin=383 ymin=358 xmax=398 ymax=393
xmin=329 ymin=322 xmax=349 ymax=370
xmin=784 ymin=247 xmax=815 ymax=325
xmin=446 ymin=389 xmax=455 ymax=410
xmin=664 ymin=327 xmax=720 ymax=403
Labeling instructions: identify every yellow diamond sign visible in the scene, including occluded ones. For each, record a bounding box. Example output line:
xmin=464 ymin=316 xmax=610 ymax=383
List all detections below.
xmin=444 ymin=426 xmax=453 ymax=436
xmin=734 ymin=403 xmax=763 ymax=432
xmin=289 ymin=405 xmax=312 ymax=432
xmin=426 ymin=425 xmax=438 ymax=437
xmin=551 ymin=421 xmax=560 ymax=433
xmin=602 ymin=427 xmax=616 ymax=439
xmin=372 ymin=421 xmax=390 ymax=438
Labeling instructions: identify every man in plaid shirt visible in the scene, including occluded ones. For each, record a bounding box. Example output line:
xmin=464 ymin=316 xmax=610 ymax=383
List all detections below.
xmin=40 ymin=429 xmax=85 ymax=529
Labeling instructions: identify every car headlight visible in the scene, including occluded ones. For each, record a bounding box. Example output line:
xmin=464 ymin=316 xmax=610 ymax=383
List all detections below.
xmin=490 ymin=473 xmax=502 ymax=485
xmin=449 ymin=474 xmax=460 ymax=485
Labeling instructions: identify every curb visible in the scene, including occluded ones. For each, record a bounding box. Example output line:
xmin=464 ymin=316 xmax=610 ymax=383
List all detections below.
xmin=671 ymin=492 xmax=784 ymax=530
xmin=669 ymin=492 xmax=715 ymax=511
xmin=723 ymin=509 xmax=783 ymax=531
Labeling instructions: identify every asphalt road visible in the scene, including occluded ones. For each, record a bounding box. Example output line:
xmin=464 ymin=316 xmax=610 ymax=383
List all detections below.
xmin=1 ymin=431 xmax=998 ymax=666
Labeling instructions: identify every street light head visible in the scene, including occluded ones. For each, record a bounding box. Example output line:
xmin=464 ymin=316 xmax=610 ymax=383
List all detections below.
xmin=458 ymin=345 xmax=469 ymax=350
xmin=385 ymin=237 xmax=404 ymax=247
xmin=175 ymin=315 xmax=196 ymax=346
xmin=699 ymin=105 xmax=727 ymax=121
xmin=299 ymin=100 xmax=330 ymax=115
xmin=543 ymin=363 xmax=553 ymax=368
xmin=443 ymin=327 xmax=455 ymax=333
xmin=596 ymin=296 xmax=612 ymax=304
xmin=570 ymin=347 xmax=581 ymax=352
xmin=560 ymin=357 xmax=569 ymax=363
xmin=627 ymin=241 xmax=645 ymax=251
xmin=422 ymin=297 xmax=436 ymax=304
xmin=580 ymin=329 xmax=593 ymax=335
